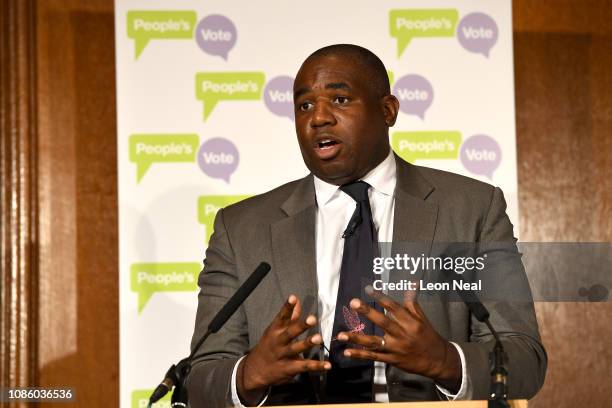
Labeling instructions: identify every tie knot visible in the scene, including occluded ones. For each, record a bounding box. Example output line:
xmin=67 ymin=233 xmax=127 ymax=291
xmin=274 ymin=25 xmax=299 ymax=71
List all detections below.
xmin=340 ymin=180 xmax=370 ymax=202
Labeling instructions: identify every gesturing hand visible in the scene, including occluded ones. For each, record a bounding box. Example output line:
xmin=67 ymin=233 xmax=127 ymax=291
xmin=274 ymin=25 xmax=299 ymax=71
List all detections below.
xmin=337 ymin=287 xmax=461 ymax=392
xmin=237 ymin=294 xmax=331 ymax=405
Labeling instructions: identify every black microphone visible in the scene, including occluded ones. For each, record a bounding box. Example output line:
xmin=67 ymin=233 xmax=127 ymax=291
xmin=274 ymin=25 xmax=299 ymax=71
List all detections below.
xmin=207 ymin=261 xmax=271 ymax=334
xmin=342 ymin=214 xmax=362 ymax=238
xmin=149 ymin=261 xmax=271 ymax=406
xmin=456 ymin=290 xmax=509 ymax=408
xmin=457 ymin=289 xmax=490 ymax=322
xmin=148 ymin=363 xmax=178 ymax=405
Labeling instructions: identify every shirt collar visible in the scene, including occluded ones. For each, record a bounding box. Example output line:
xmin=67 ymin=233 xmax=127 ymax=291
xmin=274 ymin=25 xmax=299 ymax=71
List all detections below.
xmin=313 ymin=149 xmax=397 ymax=206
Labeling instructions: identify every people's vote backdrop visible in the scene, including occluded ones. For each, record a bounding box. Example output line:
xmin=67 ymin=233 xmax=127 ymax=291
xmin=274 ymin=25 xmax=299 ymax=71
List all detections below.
xmin=115 ymin=0 xmax=516 ymax=406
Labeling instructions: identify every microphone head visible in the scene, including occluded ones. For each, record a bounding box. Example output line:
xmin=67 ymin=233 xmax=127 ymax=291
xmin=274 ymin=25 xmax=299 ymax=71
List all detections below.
xmin=454 ymin=287 xmax=490 ymax=322
xmin=254 ymin=261 xmax=271 ymax=276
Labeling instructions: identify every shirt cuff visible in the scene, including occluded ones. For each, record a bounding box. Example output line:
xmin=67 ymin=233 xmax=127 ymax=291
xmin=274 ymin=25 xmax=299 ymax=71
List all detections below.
xmin=231 ymin=355 xmax=269 ymax=407
xmin=435 ymin=342 xmax=472 ymax=400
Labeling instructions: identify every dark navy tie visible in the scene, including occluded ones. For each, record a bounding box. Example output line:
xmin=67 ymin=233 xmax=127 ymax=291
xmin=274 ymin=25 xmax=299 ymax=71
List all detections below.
xmin=324 ymin=181 xmax=379 ymax=402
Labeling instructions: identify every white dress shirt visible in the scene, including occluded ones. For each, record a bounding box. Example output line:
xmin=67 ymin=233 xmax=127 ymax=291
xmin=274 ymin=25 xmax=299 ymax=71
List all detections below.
xmin=231 ymin=150 xmax=470 ymax=406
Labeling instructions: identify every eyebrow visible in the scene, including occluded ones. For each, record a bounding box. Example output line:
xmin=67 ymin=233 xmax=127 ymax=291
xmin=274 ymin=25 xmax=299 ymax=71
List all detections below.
xmin=326 ymin=82 xmax=351 ymax=91
xmin=293 ymin=87 xmax=311 ymax=100
xmin=293 ymin=82 xmax=352 ymax=99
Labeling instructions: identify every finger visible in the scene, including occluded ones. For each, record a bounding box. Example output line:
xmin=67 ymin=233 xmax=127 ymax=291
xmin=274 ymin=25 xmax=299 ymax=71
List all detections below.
xmin=364 ymin=285 xmax=405 ymax=316
xmin=343 ymin=348 xmax=394 ymax=364
xmin=275 ymin=295 xmax=299 ymax=326
xmin=403 ymin=287 xmax=418 ymax=303
xmin=365 ymin=285 xmax=416 ymax=322
xmin=286 ymin=314 xmax=317 ymax=338
xmin=349 ymin=298 xmax=402 ymax=336
xmin=337 ymin=332 xmax=385 ymax=351
xmin=402 ymin=291 xmax=425 ymax=319
xmin=403 ymin=300 xmax=425 ymax=320
xmin=282 ymin=333 xmax=322 ymax=357
xmin=290 ymin=297 xmax=302 ymax=321
xmin=284 ymin=359 xmax=331 ymax=377
xmin=279 ymin=314 xmax=317 ymax=344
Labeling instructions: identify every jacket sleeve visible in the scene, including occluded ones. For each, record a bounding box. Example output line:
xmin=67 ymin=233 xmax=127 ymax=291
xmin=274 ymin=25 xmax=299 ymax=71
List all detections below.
xmin=457 ymin=187 xmax=548 ymax=399
xmin=186 ymin=208 xmax=249 ymax=408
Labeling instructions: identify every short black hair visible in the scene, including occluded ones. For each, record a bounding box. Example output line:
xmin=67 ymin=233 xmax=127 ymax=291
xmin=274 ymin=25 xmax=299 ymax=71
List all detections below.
xmin=305 ymin=44 xmax=390 ymax=97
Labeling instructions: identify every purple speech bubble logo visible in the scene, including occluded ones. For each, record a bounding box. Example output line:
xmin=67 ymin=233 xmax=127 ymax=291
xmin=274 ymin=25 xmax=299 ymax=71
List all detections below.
xmin=197 ymin=137 xmax=239 ymax=183
xmin=263 ymin=76 xmax=294 ymax=121
xmin=393 ymin=74 xmax=433 ymax=120
xmin=460 ymin=134 xmax=501 ymax=180
xmin=195 ymin=15 xmax=237 ymax=60
xmin=457 ymin=12 xmax=498 ymax=58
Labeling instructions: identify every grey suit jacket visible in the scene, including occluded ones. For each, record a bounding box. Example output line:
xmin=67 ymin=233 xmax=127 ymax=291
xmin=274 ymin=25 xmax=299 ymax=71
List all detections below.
xmin=186 ymin=155 xmax=547 ymax=407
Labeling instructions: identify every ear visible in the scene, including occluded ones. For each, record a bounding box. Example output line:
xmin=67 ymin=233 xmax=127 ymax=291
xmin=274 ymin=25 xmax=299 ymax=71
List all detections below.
xmin=382 ymin=95 xmax=400 ymax=127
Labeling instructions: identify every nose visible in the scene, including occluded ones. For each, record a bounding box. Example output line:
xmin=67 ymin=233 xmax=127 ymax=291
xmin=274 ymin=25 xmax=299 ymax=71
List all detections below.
xmin=310 ymin=101 xmax=336 ymax=128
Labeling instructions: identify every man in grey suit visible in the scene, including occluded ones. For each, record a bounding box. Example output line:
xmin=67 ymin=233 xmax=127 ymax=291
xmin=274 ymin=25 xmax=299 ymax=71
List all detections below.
xmin=186 ymin=44 xmax=547 ymax=407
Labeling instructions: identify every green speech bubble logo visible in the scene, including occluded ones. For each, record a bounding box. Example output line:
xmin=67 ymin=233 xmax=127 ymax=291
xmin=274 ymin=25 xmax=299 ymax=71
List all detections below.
xmin=129 ymin=134 xmax=199 ymax=183
xmin=195 ymin=72 xmax=265 ymax=121
xmin=198 ymin=195 xmax=251 ymax=243
xmin=390 ymin=9 xmax=459 ymax=57
xmin=132 ymin=389 xmax=170 ymax=408
xmin=392 ymin=131 xmax=462 ymax=162
xmin=130 ymin=262 xmax=201 ymax=313
xmin=127 ymin=10 xmax=197 ymax=59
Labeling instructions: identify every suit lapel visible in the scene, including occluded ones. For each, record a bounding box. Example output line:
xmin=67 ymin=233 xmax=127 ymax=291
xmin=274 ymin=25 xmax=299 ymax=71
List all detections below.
xmin=392 ymin=155 xmax=438 ymax=244
xmin=390 ymin=155 xmax=439 ymax=301
xmin=270 ymin=175 xmax=319 ymax=320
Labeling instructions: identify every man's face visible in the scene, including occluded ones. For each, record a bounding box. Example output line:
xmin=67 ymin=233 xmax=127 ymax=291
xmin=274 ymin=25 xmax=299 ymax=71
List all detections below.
xmin=293 ymin=55 xmax=398 ymax=185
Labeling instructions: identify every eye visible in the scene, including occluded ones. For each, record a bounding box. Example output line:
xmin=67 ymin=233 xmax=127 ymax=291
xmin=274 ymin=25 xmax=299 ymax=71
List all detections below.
xmin=333 ymin=96 xmax=349 ymax=105
xmin=299 ymin=101 xmax=314 ymax=111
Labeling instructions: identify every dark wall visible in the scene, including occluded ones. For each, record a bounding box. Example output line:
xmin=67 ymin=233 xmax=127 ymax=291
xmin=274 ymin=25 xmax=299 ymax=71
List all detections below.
xmin=34 ymin=1 xmax=119 ymax=406
xmin=513 ymin=1 xmax=611 ymax=406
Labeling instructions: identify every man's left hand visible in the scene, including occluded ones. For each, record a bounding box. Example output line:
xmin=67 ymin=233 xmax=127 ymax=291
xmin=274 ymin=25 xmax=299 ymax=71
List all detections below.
xmin=337 ymin=287 xmax=461 ymax=392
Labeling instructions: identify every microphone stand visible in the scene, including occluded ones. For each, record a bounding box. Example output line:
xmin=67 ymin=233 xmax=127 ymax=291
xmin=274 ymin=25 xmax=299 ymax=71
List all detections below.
xmin=169 ymin=357 xmax=191 ymax=407
xmin=148 ymin=262 xmax=271 ymax=407
xmin=484 ymin=320 xmax=510 ymax=408
xmin=148 ymin=330 xmax=212 ymax=407
xmin=455 ymin=288 xmax=510 ymax=408
xmin=147 ymin=357 xmax=189 ymax=408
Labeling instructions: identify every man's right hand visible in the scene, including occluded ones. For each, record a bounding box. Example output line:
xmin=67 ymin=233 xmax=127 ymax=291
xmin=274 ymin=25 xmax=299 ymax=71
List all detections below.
xmin=236 ymin=294 xmax=331 ymax=405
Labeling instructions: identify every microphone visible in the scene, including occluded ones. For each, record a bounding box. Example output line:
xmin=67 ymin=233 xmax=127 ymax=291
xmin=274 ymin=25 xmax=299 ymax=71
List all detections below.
xmin=149 ymin=262 xmax=271 ymax=406
xmin=342 ymin=214 xmax=362 ymax=238
xmin=148 ymin=364 xmax=178 ymax=405
xmin=207 ymin=261 xmax=271 ymax=334
xmin=456 ymin=290 xmax=509 ymax=408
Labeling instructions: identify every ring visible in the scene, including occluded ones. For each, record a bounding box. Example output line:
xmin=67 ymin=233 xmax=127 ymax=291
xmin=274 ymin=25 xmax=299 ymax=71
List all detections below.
xmin=379 ymin=337 xmax=385 ymax=351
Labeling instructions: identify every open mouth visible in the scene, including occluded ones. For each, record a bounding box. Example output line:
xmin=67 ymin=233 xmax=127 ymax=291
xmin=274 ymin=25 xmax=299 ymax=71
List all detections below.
xmin=314 ymin=138 xmax=342 ymax=160
xmin=317 ymin=139 xmax=339 ymax=149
